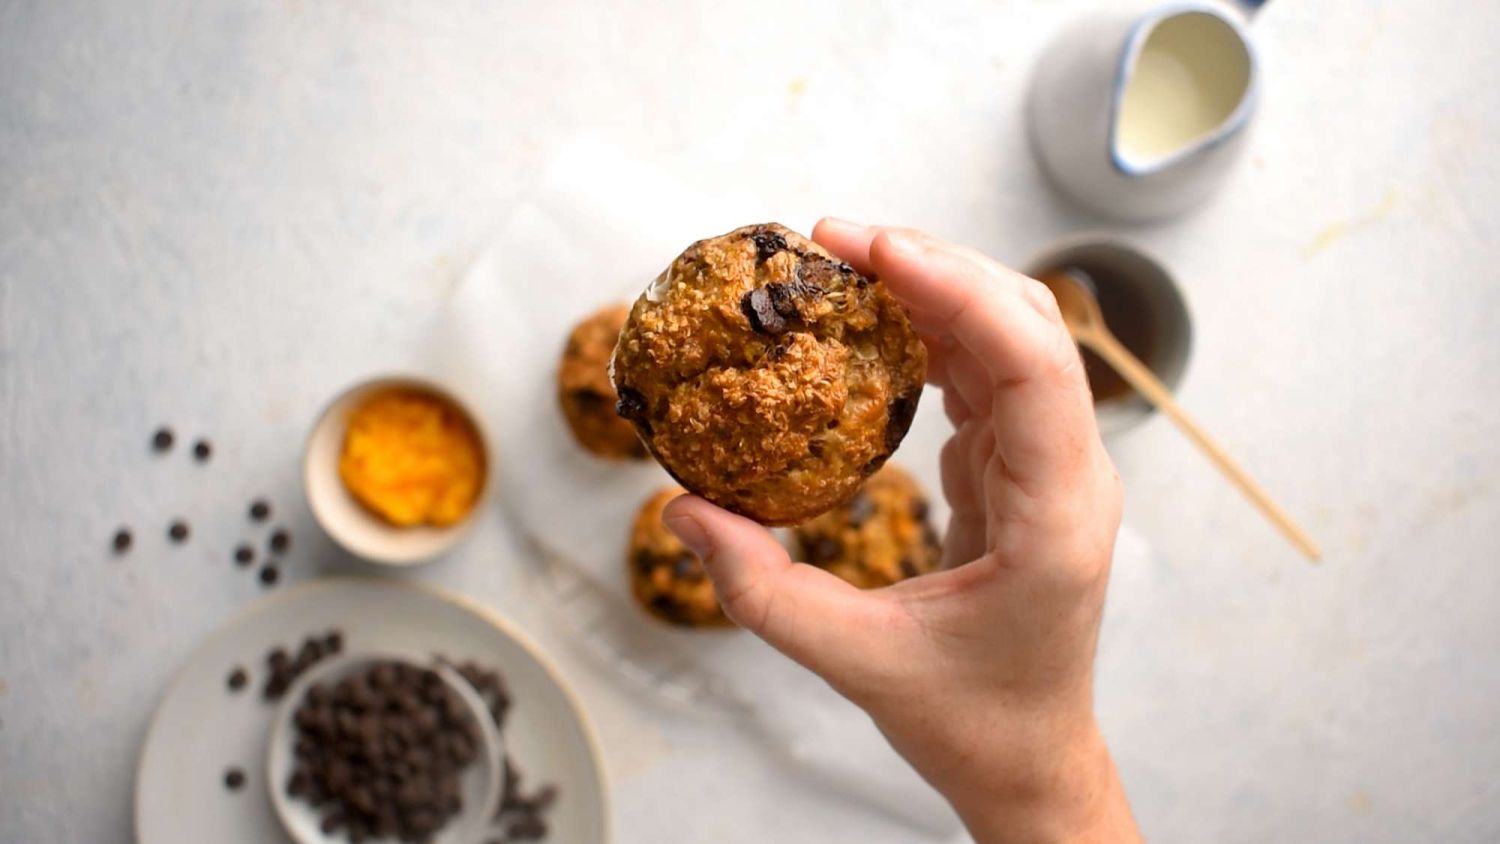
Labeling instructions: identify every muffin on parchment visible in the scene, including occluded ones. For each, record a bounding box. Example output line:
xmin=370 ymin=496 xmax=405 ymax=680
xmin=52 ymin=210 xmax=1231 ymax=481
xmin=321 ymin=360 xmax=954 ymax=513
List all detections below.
xmin=794 ymin=464 xmax=942 ymax=589
xmin=611 ymin=223 xmax=927 ymax=526
xmin=558 ymin=304 xmax=648 ymax=460
xmin=628 ymin=487 xmax=731 ymax=628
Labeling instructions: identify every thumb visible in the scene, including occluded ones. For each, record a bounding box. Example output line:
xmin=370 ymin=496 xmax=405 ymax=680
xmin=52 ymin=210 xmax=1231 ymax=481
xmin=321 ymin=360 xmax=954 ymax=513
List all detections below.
xmin=663 ymin=495 xmax=901 ymax=682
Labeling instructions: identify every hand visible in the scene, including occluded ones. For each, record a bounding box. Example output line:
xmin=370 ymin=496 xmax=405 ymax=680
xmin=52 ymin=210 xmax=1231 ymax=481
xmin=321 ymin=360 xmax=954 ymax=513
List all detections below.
xmin=663 ymin=220 xmax=1140 ymax=843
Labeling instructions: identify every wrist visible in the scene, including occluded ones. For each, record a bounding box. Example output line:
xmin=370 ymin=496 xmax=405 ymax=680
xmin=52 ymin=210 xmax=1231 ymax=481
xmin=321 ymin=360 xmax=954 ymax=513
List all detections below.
xmin=947 ymin=719 xmax=1138 ymax=844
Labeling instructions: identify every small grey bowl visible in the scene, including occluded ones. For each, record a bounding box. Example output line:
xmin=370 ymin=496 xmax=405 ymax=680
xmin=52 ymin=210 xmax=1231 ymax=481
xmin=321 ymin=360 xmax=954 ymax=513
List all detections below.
xmin=265 ymin=651 xmax=505 ymax=844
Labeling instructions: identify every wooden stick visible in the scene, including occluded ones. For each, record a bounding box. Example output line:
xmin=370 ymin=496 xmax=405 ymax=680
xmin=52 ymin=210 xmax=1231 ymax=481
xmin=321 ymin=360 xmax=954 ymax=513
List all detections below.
xmin=1082 ymin=329 xmax=1322 ymax=562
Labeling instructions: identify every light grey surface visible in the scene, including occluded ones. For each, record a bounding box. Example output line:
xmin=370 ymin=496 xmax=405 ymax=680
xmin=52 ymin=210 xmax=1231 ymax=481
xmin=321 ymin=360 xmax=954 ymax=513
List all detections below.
xmin=2 ymin=1 xmax=1498 ymax=842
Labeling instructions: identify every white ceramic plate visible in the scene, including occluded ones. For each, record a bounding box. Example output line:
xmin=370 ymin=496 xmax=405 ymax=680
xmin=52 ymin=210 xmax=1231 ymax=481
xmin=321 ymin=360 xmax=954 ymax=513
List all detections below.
xmin=135 ymin=577 xmax=609 ymax=843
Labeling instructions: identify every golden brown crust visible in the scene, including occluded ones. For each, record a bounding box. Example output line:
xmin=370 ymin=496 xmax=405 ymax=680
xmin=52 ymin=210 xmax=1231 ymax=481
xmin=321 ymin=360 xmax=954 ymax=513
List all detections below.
xmin=793 ymin=465 xmax=942 ymax=589
xmin=558 ymin=304 xmax=648 ymax=460
xmin=627 ymin=487 xmax=732 ymax=628
xmin=612 ymin=223 xmax=927 ymax=525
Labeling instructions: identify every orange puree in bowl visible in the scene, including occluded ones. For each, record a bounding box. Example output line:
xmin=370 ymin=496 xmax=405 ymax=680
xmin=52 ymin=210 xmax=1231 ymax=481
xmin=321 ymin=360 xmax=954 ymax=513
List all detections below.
xmin=337 ymin=388 xmax=484 ymax=528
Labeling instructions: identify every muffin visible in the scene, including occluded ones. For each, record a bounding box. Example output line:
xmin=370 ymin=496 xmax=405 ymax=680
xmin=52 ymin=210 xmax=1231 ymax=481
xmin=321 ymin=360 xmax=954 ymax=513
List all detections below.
xmin=611 ymin=223 xmax=927 ymax=525
xmin=558 ymin=304 xmax=648 ymax=460
xmin=793 ymin=464 xmax=942 ymax=589
xmin=627 ymin=487 xmax=731 ymax=628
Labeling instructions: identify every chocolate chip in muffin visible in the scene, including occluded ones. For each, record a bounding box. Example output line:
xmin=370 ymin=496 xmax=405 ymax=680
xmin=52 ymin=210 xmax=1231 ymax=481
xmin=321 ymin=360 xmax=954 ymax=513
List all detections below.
xmin=884 ymin=393 xmax=919 ymax=454
xmin=151 ymin=427 xmax=174 ymax=452
xmin=846 ymin=493 xmax=876 ymax=527
xmin=615 ymin=385 xmax=647 ymax=422
xmin=167 ymin=520 xmax=190 ymax=543
xmin=112 ymin=528 xmax=133 ymax=555
xmin=740 ymin=286 xmax=787 ymax=335
xmin=750 ymin=228 xmax=789 ymax=263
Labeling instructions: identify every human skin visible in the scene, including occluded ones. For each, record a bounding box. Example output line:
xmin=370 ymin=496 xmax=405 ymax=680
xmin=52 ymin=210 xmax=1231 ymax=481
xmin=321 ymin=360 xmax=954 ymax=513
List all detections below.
xmin=663 ymin=219 xmax=1141 ymax=843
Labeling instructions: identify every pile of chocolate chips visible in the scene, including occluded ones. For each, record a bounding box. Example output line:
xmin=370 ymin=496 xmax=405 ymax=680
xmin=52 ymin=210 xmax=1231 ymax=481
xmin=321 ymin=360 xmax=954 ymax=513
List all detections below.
xmin=286 ymin=660 xmax=481 ymax=843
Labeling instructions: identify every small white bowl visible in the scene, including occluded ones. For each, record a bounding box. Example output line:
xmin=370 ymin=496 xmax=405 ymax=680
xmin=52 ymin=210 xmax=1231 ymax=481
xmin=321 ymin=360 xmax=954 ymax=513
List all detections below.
xmin=266 ymin=651 xmax=505 ymax=844
xmin=305 ymin=376 xmax=492 ymax=565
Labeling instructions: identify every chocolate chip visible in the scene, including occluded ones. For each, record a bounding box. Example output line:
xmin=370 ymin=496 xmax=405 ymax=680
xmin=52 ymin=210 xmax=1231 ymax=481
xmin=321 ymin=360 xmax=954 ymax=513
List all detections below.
xmin=615 ymin=385 xmax=647 ymax=420
xmin=167 ymin=520 xmax=190 ymax=543
xmin=570 ymin=388 xmax=608 ymax=411
xmin=910 ymin=497 xmax=930 ymax=520
xmin=847 ymin=494 xmax=876 ymax=527
xmin=632 ymin=550 xmax=656 ymax=573
xmin=741 ymin=287 xmax=786 ymax=334
xmin=268 ymin=528 xmax=290 ymax=554
xmin=259 ymin=564 xmax=280 ymax=586
xmin=151 ymin=427 xmax=174 ymax=452
xmin=671 ymin=553 xmax=698 ymax=579
xmin=750 ymin=228 xmax=788 ymax=263
xmin=899 ymin=557 xmax=921 ymax=579
xmin=233 ymin=544 xmax=254 ymax=567
xmin=883 ymin=393 xmax=919 ymax=453
xmin=248 ymin=499 xmax=271 ymax=522
xmin=192 ymin=439 xmax=212 ymax=462
xmin=224 ymin=767 xmax=246 ymax=791
xmin=227 ymin=667 xmax=248 ymax=691
xmin=805 ymin=536 xmax=843 ymax=565
xmin=112 ymin=528 xmax=132 ymax=554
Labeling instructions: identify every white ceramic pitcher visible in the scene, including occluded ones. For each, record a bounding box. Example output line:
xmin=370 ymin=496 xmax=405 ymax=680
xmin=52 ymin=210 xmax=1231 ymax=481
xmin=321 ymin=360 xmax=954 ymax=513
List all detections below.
xmin=1028 ymin=0 xmax=1265 ymax=222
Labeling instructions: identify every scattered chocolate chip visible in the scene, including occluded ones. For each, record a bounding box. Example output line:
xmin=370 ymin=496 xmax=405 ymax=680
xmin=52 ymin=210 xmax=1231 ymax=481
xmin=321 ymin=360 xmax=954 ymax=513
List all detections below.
xmin=167 ymin=520 xmax=190 ymax=543
xmin=259 ymin=564 xmax=280 ymax=586
xmin=112 ymin=528 xmax=133 ymax=554
xmin=846 ymin=493 xmax=876 ymax=527
xmin=248 ymin=499 xmax=271 ymax=522
xmin=224 ymin=767 xmax=246 ymax=791
xmin=227 ymin=667 xmax=249 ymax=691
xmin=268 ymin=528 xmax=290 ymax=554
xmin=740 ymin=287 xmax=786 ymax=334
xmin=883 ymin=393 xmax=919 ymax=453
xmin=233 ymin=544 xmax=254 ymax=567
xmin=324 ymin=631 xmax=344 ymax=654
xmin=750 ymin=228 xmax=788 ymax=263
xmin=614 ymin=385 xmax=647 ymax=421
xmin=192 ymin=439 xmax=212 ymax=462
xmin=151 ymin=427 xmax=174 ymax=452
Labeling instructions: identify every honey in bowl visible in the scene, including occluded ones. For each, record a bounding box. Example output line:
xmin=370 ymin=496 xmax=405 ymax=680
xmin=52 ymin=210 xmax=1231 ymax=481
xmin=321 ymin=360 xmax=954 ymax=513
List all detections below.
xmin=338 ymin=388 xmax=485 ymax=528
xmin=1075 ymin=266 xmax=1161 ymax=404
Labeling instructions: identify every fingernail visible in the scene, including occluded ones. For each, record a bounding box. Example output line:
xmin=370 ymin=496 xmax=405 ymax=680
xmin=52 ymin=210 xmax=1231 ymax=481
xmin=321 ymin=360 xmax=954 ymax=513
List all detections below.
xmin=880 ymin=229 xmax=922 ymax=257
xmin=664 ymin=513 xmax=711 ymax=558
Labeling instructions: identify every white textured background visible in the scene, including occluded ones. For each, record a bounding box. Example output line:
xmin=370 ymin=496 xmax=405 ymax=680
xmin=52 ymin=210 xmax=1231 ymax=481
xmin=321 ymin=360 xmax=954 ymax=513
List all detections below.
xmin=2 ymin=1 xmax=1498 ymax=842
